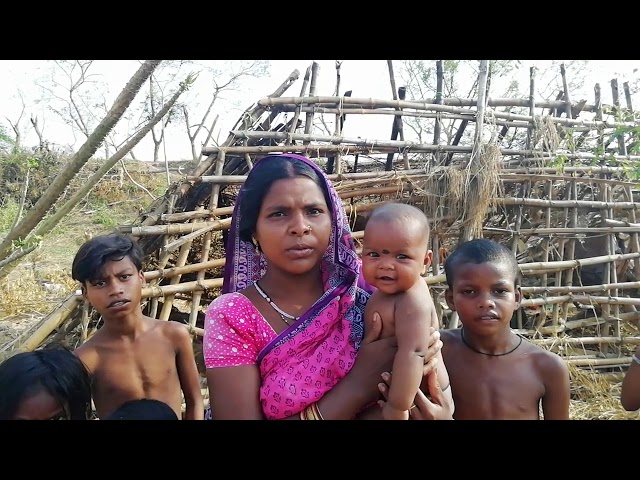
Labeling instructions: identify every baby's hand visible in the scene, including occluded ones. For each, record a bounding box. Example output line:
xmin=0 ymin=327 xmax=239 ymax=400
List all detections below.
xmin=382 ymin=403 xmax=410 ymax=421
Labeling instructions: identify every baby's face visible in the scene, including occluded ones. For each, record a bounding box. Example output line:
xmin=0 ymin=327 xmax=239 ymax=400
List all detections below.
xmin=361 ymin=219 xmax=430 ymax=295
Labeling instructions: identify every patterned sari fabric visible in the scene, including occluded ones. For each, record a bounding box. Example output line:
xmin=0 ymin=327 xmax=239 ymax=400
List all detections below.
xmin=209 ymin=153 xmax=373 ymax=419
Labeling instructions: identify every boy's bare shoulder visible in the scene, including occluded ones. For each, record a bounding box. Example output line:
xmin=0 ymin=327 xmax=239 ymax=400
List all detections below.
xmin=151 ymin=317 xmax=191 ymax=343
xmin=440 ymin=328 xmax=461 ymax=340
xmin=521 ymin=339 xmax=569 ymax=375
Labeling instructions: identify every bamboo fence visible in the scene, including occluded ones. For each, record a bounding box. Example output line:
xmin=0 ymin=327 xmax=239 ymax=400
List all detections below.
xmin=13 ymin=61 xmax=640 ymax=375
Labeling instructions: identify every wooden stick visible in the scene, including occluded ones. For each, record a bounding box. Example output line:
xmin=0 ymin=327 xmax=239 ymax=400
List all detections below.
xmin=256 ymin=96 xmax=632 ymax=129
xmin=141 ymin=278 xmax=223 ymax=298
xmin=201 ymin=142 xmax=640 ymax=163
xmin=564 ymin=357 xmax=632 ymax=367
xmin=287 ymin=64 xmax=312 ymax=145
xmin=521 ymin=280 xmax=640 ymax=294
xmin=303 ymin=62 xmax=320 ymax=146
xmin=17 ymin=294 xmax=82 ymax=353
xmin=258 ymin=95 xmax=602 ymax=113
xmin=80 ymin=299 xmax=90 ymax=344
xmin=268 ymin=105 xmax=572 ymax=130
xmin=188 ymin=151 xmax=226 ymax=332
xmin=423 ymin=252 xmax=640 ymax=284
xmin=213 ymin=132 xmax=640 ymax=162
xmin=520 ymin=295 xmax=640 ymax=307
xmin=531 ymin=336 xmax=640 ymax=347
xmin=189 ymin=170 xmax=640 ymax=188
xmin=120 ymin=218 xmax=232 ymax=236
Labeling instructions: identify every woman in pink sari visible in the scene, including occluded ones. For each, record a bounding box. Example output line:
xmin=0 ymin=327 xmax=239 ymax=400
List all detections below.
xmin=203 ymin=154 xmax=451 ymax=420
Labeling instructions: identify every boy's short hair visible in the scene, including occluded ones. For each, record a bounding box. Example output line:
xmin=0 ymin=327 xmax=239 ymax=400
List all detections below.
xmin=367 ymin=203 xmax=430 ymax=242
xmin=444 ymin=238 xmax=520 ymax=288
xmin=103 ymin=398 xmax=179 ymax=420
xmin=72 ymin=234 xmax=143 ymax=284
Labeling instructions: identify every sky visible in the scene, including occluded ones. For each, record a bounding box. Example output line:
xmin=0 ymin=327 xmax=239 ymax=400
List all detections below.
xmin=1 ymin=59 xmax=639 ymax=162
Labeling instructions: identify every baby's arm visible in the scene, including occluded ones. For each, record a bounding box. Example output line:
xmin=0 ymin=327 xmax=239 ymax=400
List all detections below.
xmin=540 ymin=351 xmax=570 ymax=420
xmin=171 ymin=324 xmax=204 ymax=420
xmin=621 ymin=347 xmax=640 ymax=411
xmin=382 ymin=296 xmax=431 ymax=420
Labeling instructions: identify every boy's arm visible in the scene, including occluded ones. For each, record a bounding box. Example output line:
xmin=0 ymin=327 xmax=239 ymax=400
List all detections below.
xmin=540 ymin=352 xmax=570 ymax=420
xmin=383 ymin=298 xmax=431 ymax=420
xmin=621 ymin=346 xmax=640 ymax=411
xmin=171 ymin=325 xmax=204 ymax=420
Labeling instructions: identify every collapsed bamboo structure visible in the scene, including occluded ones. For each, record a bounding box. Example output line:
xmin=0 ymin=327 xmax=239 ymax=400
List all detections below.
xmin=13 ymin=61 xmax=640 ymax=378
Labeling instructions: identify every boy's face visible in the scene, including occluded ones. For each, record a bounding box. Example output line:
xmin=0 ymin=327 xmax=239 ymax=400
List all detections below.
xmin=361 ymin=219 xmax=432 ymax=295
xmin=445 ymin=261 xmax=521 ymax=335
xmin=82 ymin=256 xmax=144 ymax=320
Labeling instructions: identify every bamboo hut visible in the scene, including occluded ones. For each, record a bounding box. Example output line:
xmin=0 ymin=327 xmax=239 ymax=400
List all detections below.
xmin=11 ymin=60 xmax=640 ymax=398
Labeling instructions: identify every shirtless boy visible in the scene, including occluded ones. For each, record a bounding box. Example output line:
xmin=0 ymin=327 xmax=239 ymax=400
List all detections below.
xmin=72 ymin=234 xmax=204 ymax=420
xmin=441 ymin=238 xmax=570 ymax=420
xmin=362 ymin=203 xmax=451 ymax=420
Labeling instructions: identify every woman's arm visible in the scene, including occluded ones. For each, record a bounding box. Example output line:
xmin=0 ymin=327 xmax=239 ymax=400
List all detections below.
xmin=207 ymin=335 xmax=399 ymax=420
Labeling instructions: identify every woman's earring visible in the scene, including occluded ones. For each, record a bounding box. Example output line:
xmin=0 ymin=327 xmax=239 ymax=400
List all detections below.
xmin=252 ymin=237 xmax=261 ymax=252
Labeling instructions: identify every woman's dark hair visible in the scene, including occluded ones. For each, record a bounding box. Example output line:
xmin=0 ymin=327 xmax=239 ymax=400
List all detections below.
xmin=72 ymin=233 xmax=143 ymax=284
xmin=444 ymin=238 xmax=520 ymax=288
xmin=0 ymin=344 xmax=92 ymax=420
xmin=104 ymin=398 xmax=179 ymax=420
xmin=237 ymin=155 xmax=333 ymax=244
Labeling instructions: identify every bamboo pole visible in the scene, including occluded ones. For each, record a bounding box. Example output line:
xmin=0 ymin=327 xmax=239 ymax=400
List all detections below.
xmin=80 ymin=299 xmax=90 ymax=344
xmin=158 ymin=216 xmax=198 ymax=322
xmin=520 ymin=295 xmax=640 ymax=307
xmin=267 ymin=105 xmax=573 ymax=130
xmin=423 ymin=252 xmax=640 ymax=285
xmin=540 ymin=179 xmax=553 ymax=328
xmin=17 ymin=294 xmax=82 ymax=353
xmin=521 ymin=280 xmax=640 ymax=294
xmin=189 ymin=171 xmax=639 ymax=188
xmin=120 ymin=218 xmax=232 ymax=236
xmin=386 ymin=60 xmax=409 ymax=170
xmin=531 ymin=336 xmax=640 ymax=347
xmin=564 ymin=357 xmax=632 ymax=367
xmin=202 ymin=143 xmax=640 ymax=164
xmin=258 ymin=95 xmax=602 ymax=113
xmin=512 ymin=311 xmax=640 ymax=336
xmin=212 ymin=132 xmax=640 ymax=163
xmin=143 ymin=258 xmax=225 ymax=280
xmin=303 ymin=62 xmax=320 ymax=147
xmin=256 ymin=96 xmax=631 ymax=129
xmin=141 ymin=278 xmax=223 ymax=298
xmin=188 ymin=151 xmax=226 ymax=334
xmin=287 ymin=64 xmax=312 ymax=145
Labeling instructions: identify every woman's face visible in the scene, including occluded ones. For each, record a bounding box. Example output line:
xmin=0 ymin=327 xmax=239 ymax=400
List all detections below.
xmin=13 ymin=389 xmax=68 ymax=420
xmin=254 ymin=176 xmax=332 ymax=276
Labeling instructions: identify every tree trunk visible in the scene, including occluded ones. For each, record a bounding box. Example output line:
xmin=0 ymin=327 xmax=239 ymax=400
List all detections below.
xmin=0 ymin=60 xmax=162 ymax=262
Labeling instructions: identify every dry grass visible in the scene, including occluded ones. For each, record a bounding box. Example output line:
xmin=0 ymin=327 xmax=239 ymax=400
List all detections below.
xmin=568 ymin=365 xmax=639 ymax=419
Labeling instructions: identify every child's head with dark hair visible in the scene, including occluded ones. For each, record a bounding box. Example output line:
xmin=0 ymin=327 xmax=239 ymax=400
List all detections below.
xmin=104 ymin=398 xmax=179 ymax=420
xmin=237 ymin=155 xmax=333 ymax=245
xmin=0 ymin=344 xmax=92 ymax=420
xmin=72 ymin=233 xmax=144 ymax=285
xmin=444 ymin=239 xmax=521 ymax=330
xmin=444 ymin=238 xmax=520 ymax=289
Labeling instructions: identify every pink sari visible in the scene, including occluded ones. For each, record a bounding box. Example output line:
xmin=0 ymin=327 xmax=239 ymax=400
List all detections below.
xmin=220 ymin=154 xmax=373 ymax=419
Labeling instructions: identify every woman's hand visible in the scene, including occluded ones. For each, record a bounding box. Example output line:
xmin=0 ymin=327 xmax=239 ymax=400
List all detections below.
xmin=377 ymin=363 xmax=454 ymax=420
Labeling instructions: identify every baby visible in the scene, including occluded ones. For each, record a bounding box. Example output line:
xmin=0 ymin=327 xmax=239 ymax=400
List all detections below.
xmin=362 ymin=203 xmax=448 ymax=420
